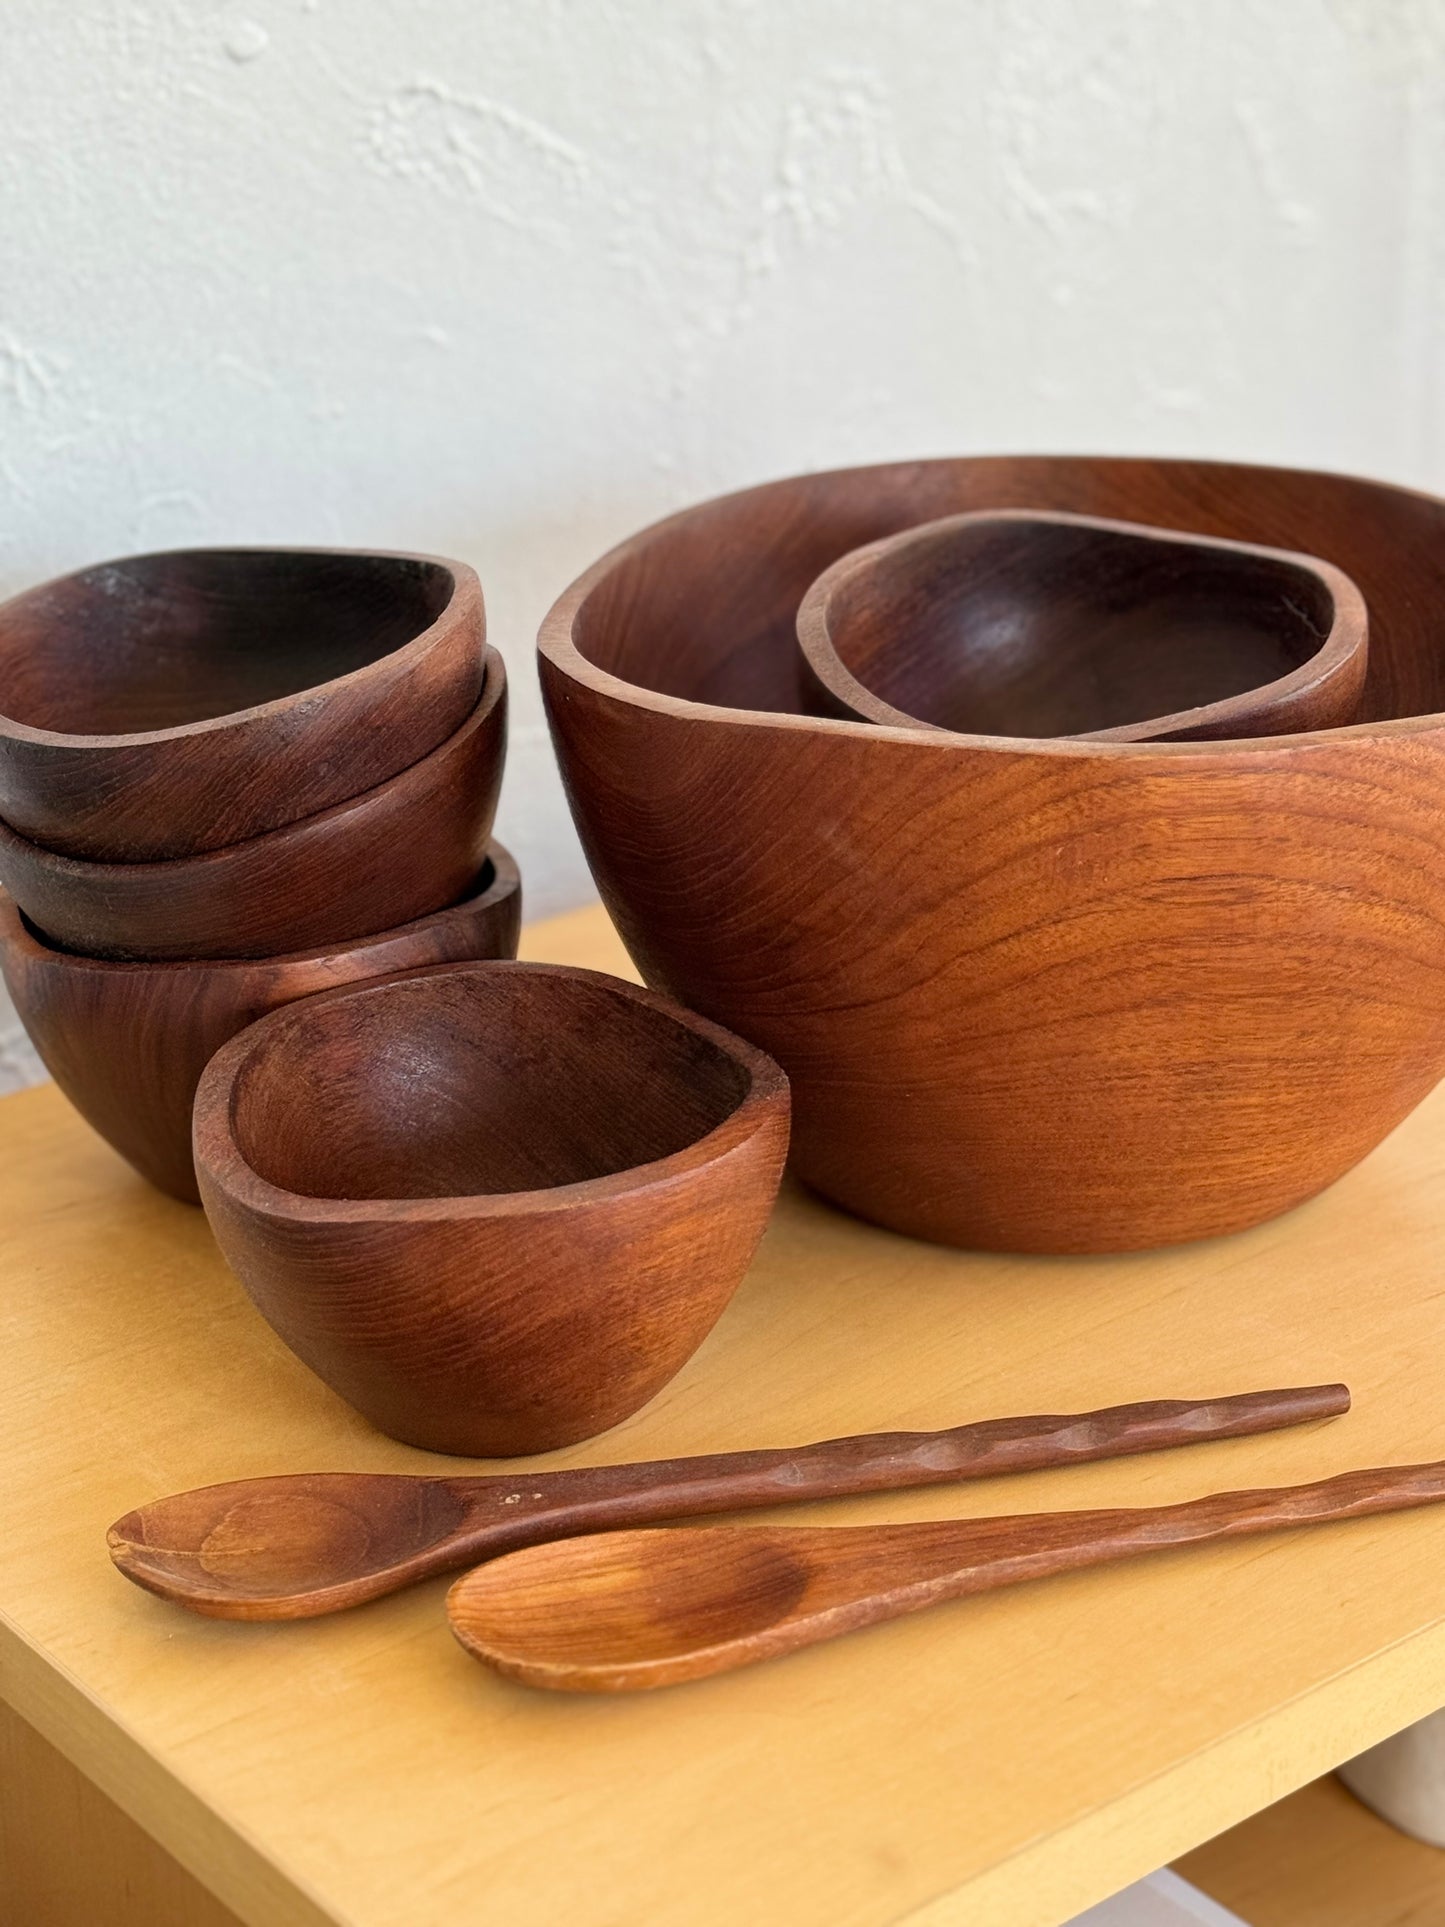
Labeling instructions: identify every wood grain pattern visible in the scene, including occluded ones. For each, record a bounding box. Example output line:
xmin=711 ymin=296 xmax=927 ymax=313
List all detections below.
xmin=1177 ymin=1774 xmax=1445 ymax=1927
xmin=0 ymin=646 xmax=506 ymax=960
xmin=796 ymin=509 xmax=1368 ymax=742
xmin=193 ymin=960 xmax=791 ymax=1455
xmin=0 ymin=547 xmax=485 ymax=860
xmin=449 ymin=1460 xmax=1445 ymax=1692
xmin=0 ymin=1700 xmax=244 ymax=1927
xmin=0 ymin=845 xmax=521 ymax=1204
xmin=540 ymin=455 xmax=1445 ymax=1252
xmin=105 ymin=1384 xmax=1349 ymax=1618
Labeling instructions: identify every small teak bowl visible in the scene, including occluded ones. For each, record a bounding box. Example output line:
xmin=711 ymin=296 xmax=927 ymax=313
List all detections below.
xmin=0 ymin=845 xmax=522 ymax=1204
xmin=0 ymin=647 xmax=506 ymax=961
xmin=0 ymin=546 xmax=486 ymax=860
xmin=193 ymin=961 xmax=791 ymax=1456
xmin=796 ymin=509 xmax=1369 ymax=741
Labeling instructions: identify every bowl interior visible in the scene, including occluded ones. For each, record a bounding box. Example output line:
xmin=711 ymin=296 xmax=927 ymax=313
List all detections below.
xmin=812 ymin=515 xmax=1337 ymax=738
xmin=565 ymin=458 xmax=1445 ymax=726
xmin=229 ymin=969 xmax=751 ymax=1201
xmin=0 ymin=551 xmax=455 ymax=735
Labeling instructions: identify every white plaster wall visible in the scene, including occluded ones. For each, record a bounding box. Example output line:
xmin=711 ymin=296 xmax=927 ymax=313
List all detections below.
xmin=2 ymin=0 xmax=1445 ymax=1089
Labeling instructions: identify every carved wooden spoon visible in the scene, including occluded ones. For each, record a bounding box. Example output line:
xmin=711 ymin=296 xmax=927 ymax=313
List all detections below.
xmin=448 ymin=1458 xmax=1445 ymax=1692
xmin=107 ymin=1384 xmax=1345 ymax=1619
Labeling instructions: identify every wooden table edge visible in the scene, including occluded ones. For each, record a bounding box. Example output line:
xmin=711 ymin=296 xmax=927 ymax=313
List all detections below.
xmin=0 ymin=1609 xmax=339 ymax=1927
xmin=893 ymin=1614 xmax=1445 ymax=1926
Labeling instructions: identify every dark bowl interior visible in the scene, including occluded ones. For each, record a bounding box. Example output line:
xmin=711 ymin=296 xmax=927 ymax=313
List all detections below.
xmin=566 ymin=457 xmax=1445 ymax=725
xmin=230 ymin=969 xmax=751 ymax=1202
xmin=816 ymin=515 xmax=1338 ymax=737
xmin=0 ymin=550 xmax=455 ymax=736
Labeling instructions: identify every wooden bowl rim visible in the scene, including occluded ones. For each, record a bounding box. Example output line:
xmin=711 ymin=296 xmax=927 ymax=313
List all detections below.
xmin=793 ymin=506 xmax=1369 ymax=742
xmin=193 ymin=959 xmax=790 ymax=1224
xmin=539 ymin=454 xmax=1445 ymax=761
xmin=0 ymin=544 xmax=483 ymax=753
xmin=0 ymin=841 xmax=520 ymax=977
xmin=0 ymin=646 xmax=505 ymax=884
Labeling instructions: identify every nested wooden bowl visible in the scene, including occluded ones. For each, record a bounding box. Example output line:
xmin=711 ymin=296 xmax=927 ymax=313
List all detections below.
xmin=539 ymin=456 xmax=1445 ymax=1254
xmin=0 ymin=547 xmax=485 ymax=860
xmin=0 ymin=845 xmax=521 ymax=1205
xmin=193 ymin=962 xmax=790 ymax=1455
xmin=0 ymin=647 xmax=506 ymax=961
xmin=797 ymin=509 xmax=1368 ymax=742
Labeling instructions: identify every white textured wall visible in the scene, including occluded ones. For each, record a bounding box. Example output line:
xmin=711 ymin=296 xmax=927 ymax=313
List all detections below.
xmin=2 ymin=0 xmax=1444 ymax=1089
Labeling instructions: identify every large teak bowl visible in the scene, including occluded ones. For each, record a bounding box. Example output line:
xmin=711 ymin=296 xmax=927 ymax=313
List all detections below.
xmin=0 ymin=845 xmax=522 ymax=1204
xmin=0 ymin=648 xmax=506 ymax=961
xmin=539 ymin=456 xmax=1445 ymax=1254
xmin=193 ymin=961 xmax=791 ymax=1456
xmin=0 ymin=547 xmax=486 ymax=860
xmin=796 ymin=509 xmax=1368 ymax=742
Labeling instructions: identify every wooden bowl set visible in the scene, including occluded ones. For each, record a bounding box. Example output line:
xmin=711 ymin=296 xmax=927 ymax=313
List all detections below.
xmin=49 ymin=476 xmax=1445 ymax=1697
xmin=0 ymin=547 xmax=522 ymax=1205
xmin=539 ymin=455 xmax=1445 ymax=1256
xmin=0 ymin=544 xmax=791 ymax=1458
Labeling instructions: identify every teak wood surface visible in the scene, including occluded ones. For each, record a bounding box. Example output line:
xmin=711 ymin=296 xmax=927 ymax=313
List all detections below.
xmin=192 ymin=958 xmax=790 ymax=1456
xmin=0 ymin=646 xmax=506 ymax=961
xmin=9 ymin=904 xmax=1445 ymax=1927
xmin=0 ymin=846 xmax=521 ymax=1203
xmin=540 ymin=454 xmax=1445 ymax=1253
xmin=795 ymin=509 xmax=1368 ymax=742
xmin=0 ymin=547 xmax=485 ymax=861
xmin=108 ymin=1386 xmax=1349 ymax=1618
xmin=448 ymin=1461 xmax=1445 ymax=1692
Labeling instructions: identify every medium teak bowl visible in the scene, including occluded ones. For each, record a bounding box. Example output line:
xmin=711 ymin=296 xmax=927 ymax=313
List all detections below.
xmin=0 ymin=647 xmax=506 ymax=961
xmin=0 ymin=845 xmax=522 ymax=1204
xmin=796 ymin=508 xmax=1368 ymax=742
xmin=193 ymin=961 xmax=791 ymax=1456
xmin=0 ymin=546 xmax=486 ymax=860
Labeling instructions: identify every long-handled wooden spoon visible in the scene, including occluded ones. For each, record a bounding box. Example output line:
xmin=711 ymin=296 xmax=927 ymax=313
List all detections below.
xmin=107 ymin=1387 xmax=1356 ymax=1626
xmin=107 ymin=1385 xmax=1346 ymax=1619
xmin=447 ymin=1457 xmax=1445 ymax=1693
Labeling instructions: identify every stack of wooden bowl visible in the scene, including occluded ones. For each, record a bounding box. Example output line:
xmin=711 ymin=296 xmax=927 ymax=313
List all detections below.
xmin=540 ymin=455 xmax=1445 ymax=1256
xmin=0 ymin=545 xmax=515 ymax=1202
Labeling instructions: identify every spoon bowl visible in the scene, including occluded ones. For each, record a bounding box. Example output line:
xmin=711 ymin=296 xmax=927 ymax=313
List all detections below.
xmin=109 ymin=1474 xmax=476 ymax=1613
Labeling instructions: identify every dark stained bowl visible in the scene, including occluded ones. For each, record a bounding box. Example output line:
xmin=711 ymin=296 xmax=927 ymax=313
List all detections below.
xmin=796 ymin=509 xmax=1368 ymax=742
xmin=0 ymin=845 xmax=522 ymax=1204
xmin=193 ymin=962 xmax=791 ymax=1456
xmin=0 ymin=546 xmax=486 ymax=860
xmin=0 ymin=647 xmax=506 ymax=961
xmin=539 ymin=455 xmax=1445 ymax=1254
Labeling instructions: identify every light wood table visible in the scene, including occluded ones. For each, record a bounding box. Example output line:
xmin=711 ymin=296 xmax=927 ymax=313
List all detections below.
xmin=5 ymin=901 xmax=1445 ymax=1927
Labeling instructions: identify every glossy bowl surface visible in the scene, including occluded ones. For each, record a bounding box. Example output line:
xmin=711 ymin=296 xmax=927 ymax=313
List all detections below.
xmin=194 ymin=961 xmax=791 ymax=1454
xmin=796 ymin=508 xmax=1368 ymax=742
xmin=0 ymin=547 xmax=486 ymax=860
xmin=0 ymin=646 xmax=506 ymax=961
xmin=540 ymin=455 xmax=1445 ymax=1253
xmin=0 ymin=845 xmax=522 ymax=1204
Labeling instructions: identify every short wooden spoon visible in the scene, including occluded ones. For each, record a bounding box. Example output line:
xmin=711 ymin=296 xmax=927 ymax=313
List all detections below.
xmin=448 ymin=1457 xmax=1444 ymax=1692
xmin=106 ymin=1384 xmax=1345 ymax=1619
